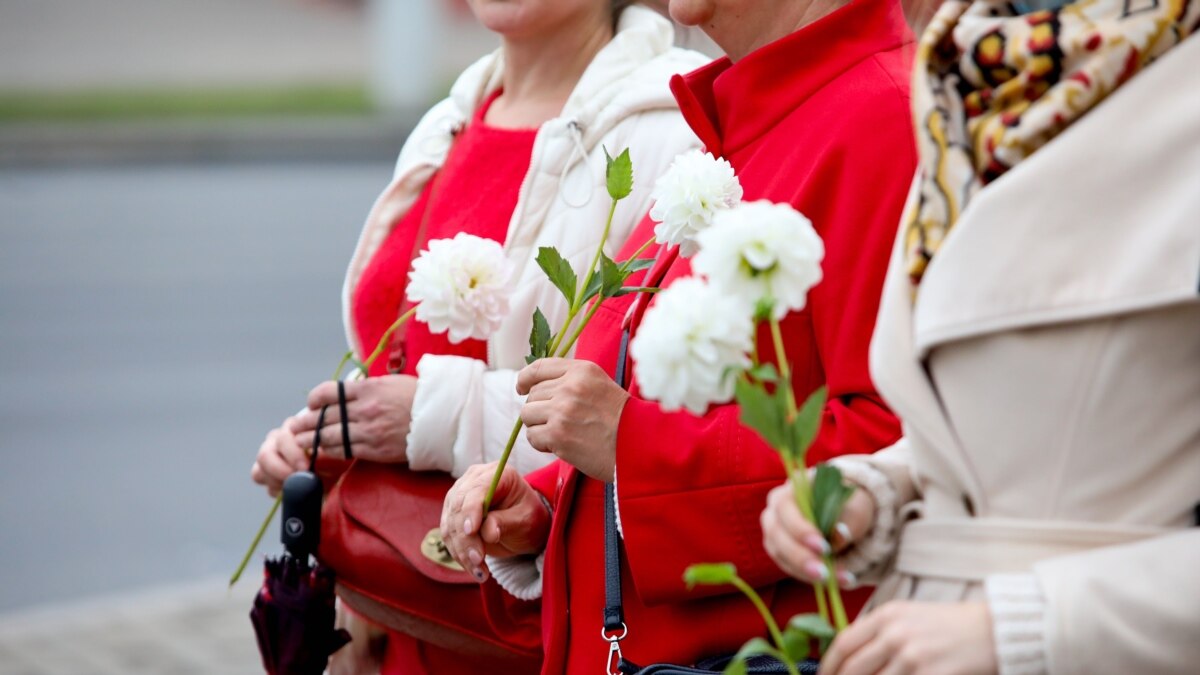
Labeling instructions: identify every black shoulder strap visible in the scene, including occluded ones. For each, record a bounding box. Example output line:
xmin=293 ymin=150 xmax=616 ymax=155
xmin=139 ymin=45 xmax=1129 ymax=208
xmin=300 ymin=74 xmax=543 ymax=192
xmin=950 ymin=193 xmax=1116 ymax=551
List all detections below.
xmin=603 ymin=328 xmax=632 ymax=633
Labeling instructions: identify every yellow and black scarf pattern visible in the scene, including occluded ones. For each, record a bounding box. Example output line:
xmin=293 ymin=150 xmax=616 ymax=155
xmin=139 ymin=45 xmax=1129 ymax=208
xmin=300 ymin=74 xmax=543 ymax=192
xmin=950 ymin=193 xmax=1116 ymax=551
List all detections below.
xmin=905 ymin=0 xmax=1199 ymax=285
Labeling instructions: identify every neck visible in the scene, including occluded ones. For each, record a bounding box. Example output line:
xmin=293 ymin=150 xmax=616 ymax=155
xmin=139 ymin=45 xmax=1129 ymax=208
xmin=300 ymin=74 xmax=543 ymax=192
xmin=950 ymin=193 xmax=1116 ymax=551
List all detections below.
xmin=490 ymin=13 xmax=614 ymax=127
xmin=722 ymin=0 xmax=850 ymax=61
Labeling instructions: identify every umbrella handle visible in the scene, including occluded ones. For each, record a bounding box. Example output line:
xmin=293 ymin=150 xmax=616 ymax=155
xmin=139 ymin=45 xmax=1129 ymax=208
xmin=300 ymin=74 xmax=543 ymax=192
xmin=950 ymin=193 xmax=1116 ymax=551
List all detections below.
xmin=283 ymin=403 xmax=326 ymax=561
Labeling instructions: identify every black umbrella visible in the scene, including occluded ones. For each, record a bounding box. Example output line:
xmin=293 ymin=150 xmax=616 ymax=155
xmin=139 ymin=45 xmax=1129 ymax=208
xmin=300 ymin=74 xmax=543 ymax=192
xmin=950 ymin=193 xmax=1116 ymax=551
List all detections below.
xmin=250 ymin=403 xmax=351 ymax=674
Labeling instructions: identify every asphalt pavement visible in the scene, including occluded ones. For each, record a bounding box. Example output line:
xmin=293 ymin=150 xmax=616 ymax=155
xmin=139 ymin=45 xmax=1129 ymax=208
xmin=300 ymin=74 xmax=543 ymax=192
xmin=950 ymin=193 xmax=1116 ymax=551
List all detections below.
xmin=0 ymin=159 xmax=395 ymax=672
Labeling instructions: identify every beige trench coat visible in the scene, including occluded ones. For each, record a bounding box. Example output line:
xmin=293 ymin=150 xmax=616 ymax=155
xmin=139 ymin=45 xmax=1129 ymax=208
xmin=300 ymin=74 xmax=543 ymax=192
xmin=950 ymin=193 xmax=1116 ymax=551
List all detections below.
xmin=836 ymin=35 xmax=1200 ymax=674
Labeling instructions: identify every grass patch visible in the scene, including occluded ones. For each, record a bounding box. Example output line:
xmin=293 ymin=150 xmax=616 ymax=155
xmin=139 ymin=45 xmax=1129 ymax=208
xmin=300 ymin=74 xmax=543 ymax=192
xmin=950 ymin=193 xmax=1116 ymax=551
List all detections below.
xmin=0 ymin=84 xmax=374 ymax=123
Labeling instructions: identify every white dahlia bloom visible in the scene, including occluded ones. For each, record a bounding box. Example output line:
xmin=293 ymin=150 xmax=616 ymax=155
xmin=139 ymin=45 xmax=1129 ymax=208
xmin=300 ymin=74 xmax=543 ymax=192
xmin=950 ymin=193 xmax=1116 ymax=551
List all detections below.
xmin=692 ymin=200 xmax=824 ymax=320
xmin=630 ymin=277 xmax=754 ymax=415
xmin=406 ymin=233 xmax=514 ymax=343
xmin=648 ymin=150 xmax=743 ymax=258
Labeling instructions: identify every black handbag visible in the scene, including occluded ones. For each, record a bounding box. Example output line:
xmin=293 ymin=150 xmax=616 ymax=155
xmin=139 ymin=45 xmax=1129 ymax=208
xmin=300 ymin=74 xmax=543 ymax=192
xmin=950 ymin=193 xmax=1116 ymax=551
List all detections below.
xmin=603 ymin=329 xmax=819 ymax=675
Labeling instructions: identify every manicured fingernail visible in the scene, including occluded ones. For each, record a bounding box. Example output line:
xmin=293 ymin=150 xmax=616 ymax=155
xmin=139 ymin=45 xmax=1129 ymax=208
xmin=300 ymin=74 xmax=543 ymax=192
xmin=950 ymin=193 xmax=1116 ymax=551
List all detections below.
xmin=804 ymin=534 xmax=831 ymax=556
xmin=468 ymin=549 xmax=482 ymax=567
xmin=839 ymin=570 xmax=858 ymax=588
xmin=473 ymin=568 xmax=486 ymax=581
xmin=836 ymin=522 xmax=852 ymax=543
xmin=804 ymin=560 xmax=828 ymax=582
xmin=462 ymin=518 xmax=473 ymax=535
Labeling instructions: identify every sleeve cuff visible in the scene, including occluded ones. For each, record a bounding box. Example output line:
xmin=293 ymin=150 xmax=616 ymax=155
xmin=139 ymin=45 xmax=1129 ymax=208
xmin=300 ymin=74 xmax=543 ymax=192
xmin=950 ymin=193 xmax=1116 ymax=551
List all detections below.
xmin=985 ymin=573 xmax=1049 ymax=675
xmin=485 ymin=553 xmax=546 ymax=601
xmin=826 ymin=457 xmax=900 ymax=583
xmin=406 ymin=355 xmax=483 ymax=474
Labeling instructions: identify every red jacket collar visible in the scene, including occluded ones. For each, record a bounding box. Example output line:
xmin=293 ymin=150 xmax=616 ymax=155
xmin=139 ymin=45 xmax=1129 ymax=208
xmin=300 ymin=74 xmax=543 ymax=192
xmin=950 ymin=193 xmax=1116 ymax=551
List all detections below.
xmin=670 ymin=0 xmax=913 ymax=157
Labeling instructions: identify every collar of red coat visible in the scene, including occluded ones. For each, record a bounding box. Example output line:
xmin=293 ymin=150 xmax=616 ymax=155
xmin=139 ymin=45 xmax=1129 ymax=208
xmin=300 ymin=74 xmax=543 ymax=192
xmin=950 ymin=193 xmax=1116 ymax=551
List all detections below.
xmin=670 ymin=0 xmax=913 ymax=157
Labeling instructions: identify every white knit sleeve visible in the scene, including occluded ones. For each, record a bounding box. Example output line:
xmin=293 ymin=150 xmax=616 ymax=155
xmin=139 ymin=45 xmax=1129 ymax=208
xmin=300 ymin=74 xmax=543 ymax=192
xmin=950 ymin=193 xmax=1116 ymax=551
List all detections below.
xmin=984 ymin=573 xmax=1048 ymax=675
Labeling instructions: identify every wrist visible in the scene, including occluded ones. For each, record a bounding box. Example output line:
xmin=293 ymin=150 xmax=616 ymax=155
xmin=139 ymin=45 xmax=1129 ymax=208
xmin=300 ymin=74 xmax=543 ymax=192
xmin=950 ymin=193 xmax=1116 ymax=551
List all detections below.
xmin=825 ymin=457 xmax=899 ymax=582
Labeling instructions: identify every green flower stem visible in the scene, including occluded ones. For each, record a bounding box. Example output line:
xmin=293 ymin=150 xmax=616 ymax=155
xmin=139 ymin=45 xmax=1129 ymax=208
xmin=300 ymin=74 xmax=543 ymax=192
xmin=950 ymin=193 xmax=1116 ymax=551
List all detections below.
xmin=230 ymin=495 xmax=280 ymax=587
xmin=332 ymin=349 xmax=355 ymax=382
xmin=573 ymin=199 xmax=619 ymax=315
xmin=231 ymin=308 xmax=419 ymax=587
xmin=358 ymin=305 xmax=419 ymax=376
xmin=622 ymin=235 xmax=656 ymax=267
xmin=768 ymin=315 xmax=850 ymax=632
xmin=545 ymin=299 xmax=582 ymax=359
xmin=482 ymin=417 xmax=524 ymax=514
xmin=559 ymin=234 xmax=659 ymax=354
xmin=825 ymin=554 xmax=850 ymax=631
xmin=731 ymin=575 xmax=801 ymax=675
xmin=813 ymin=574 xmax=830 ymax=628
xmin=482 ymin=199 xmax=628 ymax=516
xmin=559 ymin=296 xmax=605 ymax=356
xmin=782 ymin=455 xmax=827 ymax=628
xmin=483 ymin=296 xmax=581 ymax=518
xmin=768 ymin=317 xmax=799 ymax=414
xmin=480 ymin=273 xmax=607 ymax=516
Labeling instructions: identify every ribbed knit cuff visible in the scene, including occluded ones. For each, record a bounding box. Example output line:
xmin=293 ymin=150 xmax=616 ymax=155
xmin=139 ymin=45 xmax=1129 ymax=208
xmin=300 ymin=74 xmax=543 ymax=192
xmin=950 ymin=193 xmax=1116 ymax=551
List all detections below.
xmin=485 ymin=553 xmax=545 ymax=601
xmin=985 ymin=573 xmax=1048 ymax=675
xmin=826 ymin=457 xmax=899 ymax=583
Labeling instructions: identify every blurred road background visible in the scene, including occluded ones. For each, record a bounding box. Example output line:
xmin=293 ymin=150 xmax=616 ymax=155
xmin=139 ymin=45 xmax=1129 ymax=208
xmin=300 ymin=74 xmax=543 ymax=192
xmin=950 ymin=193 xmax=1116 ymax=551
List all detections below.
xmin=0 ymin=1 xmax=493 ymax=672
xmin=0 ymin=2 xmax=716 ymax=672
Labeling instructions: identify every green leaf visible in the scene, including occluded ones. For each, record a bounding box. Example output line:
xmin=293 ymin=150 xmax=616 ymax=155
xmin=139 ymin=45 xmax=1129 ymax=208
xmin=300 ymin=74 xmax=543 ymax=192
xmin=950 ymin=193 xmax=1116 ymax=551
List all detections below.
xmin=724 ymin=637 xmax=775 ymax=675
xmin=581 ymin=271 xmax=605 ymax=305
xmin=735 ymin=378 xmax=788 ymax=449
xmin=618 ymin=256 xmax=656 ymax=274
xmin=788 ymin=614 xmax=835 ymax=654
xmin=605 ymin=147 xmax=634 ymax=201
xmin=600 ymin=251 xmax=626 ymax=298
xmin=812 ymin=464 xmax=856 ymax=539
xmin=535 ymin=246 xmax=578 ymax=306
xmin=780 ymin=625 xmax=811 ymax=664
xmin=789 ymin=386 xmax=827 ymax=460
xmin=683 ymin=562 xmax=738 ymax=589
xmin=581 ymin=251 xmax=628 ymax=304
xmin=747 ymin=362 xmax=780 ymax=384
xmin=526 ymin=308 xmax=551 ymax=365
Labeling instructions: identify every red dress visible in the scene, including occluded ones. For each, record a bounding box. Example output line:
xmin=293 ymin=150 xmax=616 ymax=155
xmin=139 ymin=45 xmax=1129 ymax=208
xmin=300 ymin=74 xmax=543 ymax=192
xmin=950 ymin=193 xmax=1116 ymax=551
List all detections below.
xmin=348 ymin=91 xmax=541 ymax=675
xmin=518 ymin=2 xmax=917 ymax=672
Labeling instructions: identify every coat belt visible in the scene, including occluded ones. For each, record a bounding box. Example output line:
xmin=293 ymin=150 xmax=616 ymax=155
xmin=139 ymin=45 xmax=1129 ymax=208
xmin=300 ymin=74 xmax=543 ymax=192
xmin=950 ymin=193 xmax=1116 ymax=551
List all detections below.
xmin=894 ymin=517 xmax=1170 ymax=581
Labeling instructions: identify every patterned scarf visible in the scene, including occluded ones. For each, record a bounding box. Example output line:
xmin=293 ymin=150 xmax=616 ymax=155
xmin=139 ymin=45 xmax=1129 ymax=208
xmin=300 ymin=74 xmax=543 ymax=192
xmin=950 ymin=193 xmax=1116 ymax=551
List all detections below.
xmin=904 ymin=0 xmax=1199 ymax=285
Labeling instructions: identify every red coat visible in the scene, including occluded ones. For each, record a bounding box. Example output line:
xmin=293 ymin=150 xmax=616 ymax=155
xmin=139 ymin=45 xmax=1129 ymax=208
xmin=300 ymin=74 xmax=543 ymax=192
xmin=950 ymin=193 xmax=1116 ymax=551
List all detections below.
xmin=519 ymin=1 xmax=916 ymax=672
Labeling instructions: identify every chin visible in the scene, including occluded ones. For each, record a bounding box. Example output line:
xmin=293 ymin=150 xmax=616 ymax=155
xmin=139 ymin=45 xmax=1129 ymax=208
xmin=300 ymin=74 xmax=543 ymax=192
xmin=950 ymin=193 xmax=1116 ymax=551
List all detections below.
xmin=469 ymin=0 xmax=537 ymax=35
xmin=667 ymin=0 xmax=714 ymax=27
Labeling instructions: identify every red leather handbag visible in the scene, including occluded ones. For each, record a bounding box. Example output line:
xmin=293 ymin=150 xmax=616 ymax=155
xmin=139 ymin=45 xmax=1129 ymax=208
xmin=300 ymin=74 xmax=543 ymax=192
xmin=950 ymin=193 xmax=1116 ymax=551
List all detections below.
xmin=319 ymin=460 xmax=543 ymax=670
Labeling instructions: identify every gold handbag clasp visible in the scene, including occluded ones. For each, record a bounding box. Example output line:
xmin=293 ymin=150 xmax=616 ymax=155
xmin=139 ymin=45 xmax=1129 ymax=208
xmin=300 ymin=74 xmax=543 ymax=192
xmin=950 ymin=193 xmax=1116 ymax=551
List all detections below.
xmin=420 ymin=528 xmax=465 ymax=571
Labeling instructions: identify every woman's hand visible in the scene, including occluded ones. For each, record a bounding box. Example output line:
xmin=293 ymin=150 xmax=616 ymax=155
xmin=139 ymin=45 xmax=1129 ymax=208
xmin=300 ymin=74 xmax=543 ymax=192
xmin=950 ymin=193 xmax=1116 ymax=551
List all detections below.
xmin=821 ymin=601 xmax=998 ymax=675
xmin=250 ymin=419 xmax=309 ymax=497
xmin=290 ymin=374 xmax=417 ymax=463
xmin=760 ymin=478 xmax=876 ymax=584
xmin=441 ymin=462 xmax=552 ymax=582
xmin=516 ymin=358 xmax=629 ymax=482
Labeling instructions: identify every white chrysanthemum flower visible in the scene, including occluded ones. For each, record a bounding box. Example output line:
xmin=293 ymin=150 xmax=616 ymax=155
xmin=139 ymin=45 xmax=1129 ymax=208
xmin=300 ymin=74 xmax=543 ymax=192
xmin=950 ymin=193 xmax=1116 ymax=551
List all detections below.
xmin=692 ymin=200 xmax=824 ymax=320
xmin=630 ymin=277 xmax=754 ymax=415
xmin=406 ymin=233 xmax=514 ymax=343
xmin=648 ymin=150 xmax=743 ymax=258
